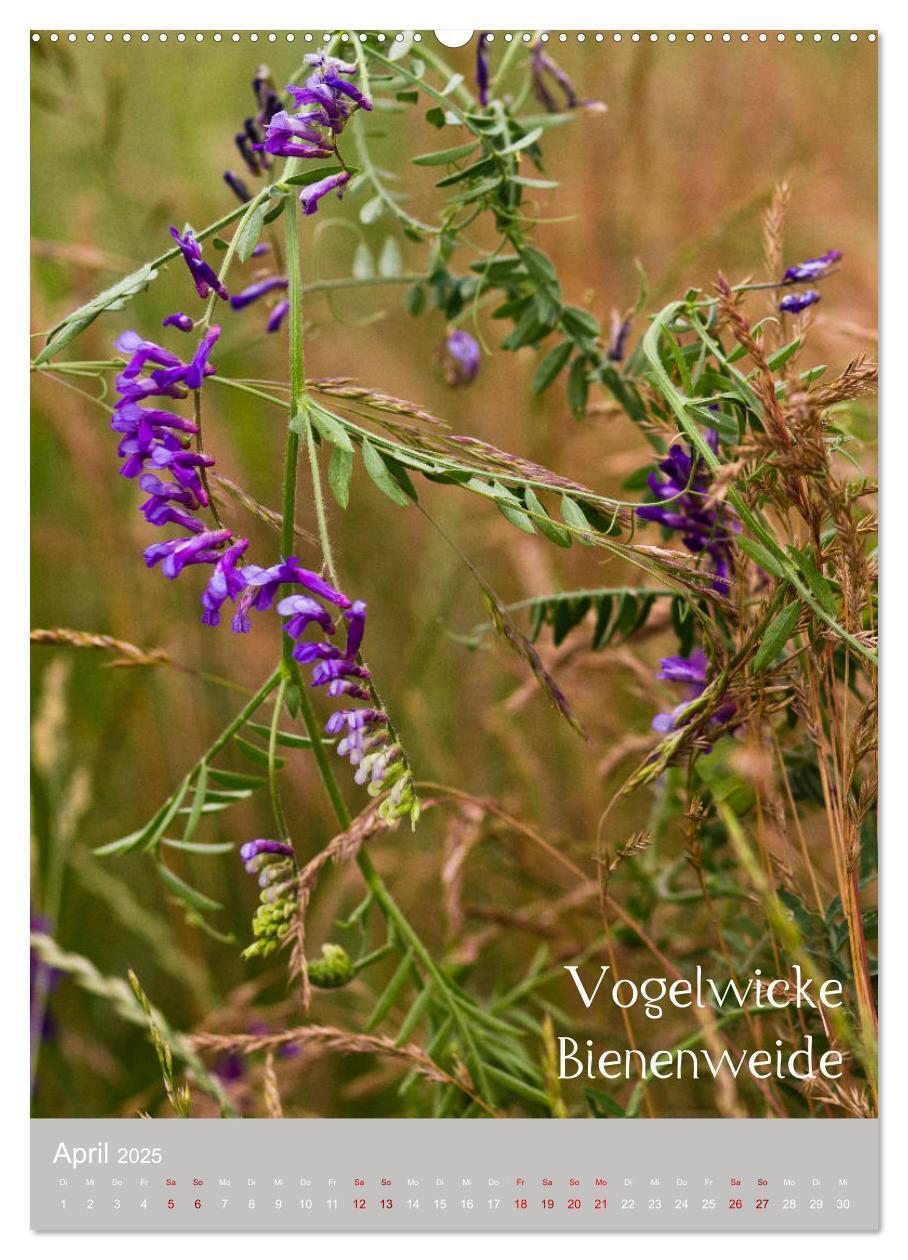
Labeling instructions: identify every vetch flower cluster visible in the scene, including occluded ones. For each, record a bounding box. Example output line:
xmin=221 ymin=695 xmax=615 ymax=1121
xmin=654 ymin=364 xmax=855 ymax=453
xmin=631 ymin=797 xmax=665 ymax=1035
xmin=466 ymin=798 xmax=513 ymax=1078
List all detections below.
xmin=237 ymin=558 xmax=418 ymax=824
xmin=231 ymin=65 xmax=282 ymax=183
xmin=111 ymin=325 xmax=259 ymax=628
xmin=652 ymin=649 xmax=736 ymax=739
xmin=777 ymin=249 xmax=841 ymax=315
xmin=262 ymin=52 xmax=372 ymax=216
xmin=636 ymin=428 xmax=739 ymax=591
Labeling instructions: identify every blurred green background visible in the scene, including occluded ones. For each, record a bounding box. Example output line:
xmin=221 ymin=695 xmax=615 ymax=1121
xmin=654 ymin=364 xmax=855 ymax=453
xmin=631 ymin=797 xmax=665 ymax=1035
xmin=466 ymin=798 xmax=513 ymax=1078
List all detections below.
xmin=31 ymin=32 xmax=877 ymax=1117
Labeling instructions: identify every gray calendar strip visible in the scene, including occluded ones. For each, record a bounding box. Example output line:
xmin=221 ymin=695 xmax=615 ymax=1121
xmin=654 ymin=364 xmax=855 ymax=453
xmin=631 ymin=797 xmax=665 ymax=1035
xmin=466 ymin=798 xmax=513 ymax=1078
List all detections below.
xmin=31 ymin=1117 xmax=878 ymax=1232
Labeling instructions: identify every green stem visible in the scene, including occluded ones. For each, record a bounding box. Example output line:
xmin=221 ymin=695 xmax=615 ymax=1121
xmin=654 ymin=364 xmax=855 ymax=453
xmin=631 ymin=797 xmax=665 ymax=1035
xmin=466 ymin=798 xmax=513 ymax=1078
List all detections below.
xmin=280 ymin=196 xmax=494 ymax=1104
xmin=268 ymin=676 xmax=290 ymax=843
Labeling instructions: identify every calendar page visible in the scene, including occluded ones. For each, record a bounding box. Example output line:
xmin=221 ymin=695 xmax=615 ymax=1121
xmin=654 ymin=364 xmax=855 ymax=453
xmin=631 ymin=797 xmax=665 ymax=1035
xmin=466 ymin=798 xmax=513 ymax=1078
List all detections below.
xmin=29 ymin=25 xmax=879 ymax=1234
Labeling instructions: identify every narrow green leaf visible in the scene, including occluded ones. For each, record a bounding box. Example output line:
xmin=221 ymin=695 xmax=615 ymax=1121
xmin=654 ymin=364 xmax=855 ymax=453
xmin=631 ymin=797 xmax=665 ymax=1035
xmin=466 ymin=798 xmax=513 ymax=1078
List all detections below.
xmin=738 ymin=535 xmax=785 ymax=578
xmin=788 ymin=546 xmax=837 ymax=617
xmin=181 ymin=762 xmax=208 ymax=846
xmin=412 ymin=141 xmax=480 ymax=166
xmin=567 ymin=355 xmax=590 ymax=421
xmin=497 ymin=126 xmax=544 ymax=156
xmin=365 ymin=952 xmax=415 ymax=1031
xmin=531 ymin=341 xmax=573 ymax=394
xmin=162 ymin=839 xmax=235 ymax=855
xmin=157 ymin=861 xmax=223 ymax=913
xmin=752 ymin=602 xmax=802 ymax=673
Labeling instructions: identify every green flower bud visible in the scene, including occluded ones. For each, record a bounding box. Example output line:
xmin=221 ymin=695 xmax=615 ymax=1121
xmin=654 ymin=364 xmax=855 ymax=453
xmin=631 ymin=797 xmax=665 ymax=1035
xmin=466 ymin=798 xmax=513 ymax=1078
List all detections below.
xmin=307 ymin=943 xmax=354 ymax=989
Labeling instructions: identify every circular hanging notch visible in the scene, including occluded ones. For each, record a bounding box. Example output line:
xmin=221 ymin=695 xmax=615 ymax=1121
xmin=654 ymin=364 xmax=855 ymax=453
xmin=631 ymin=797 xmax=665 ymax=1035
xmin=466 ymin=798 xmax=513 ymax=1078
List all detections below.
xmin=434 ymin=29 xmax=475 ymax=48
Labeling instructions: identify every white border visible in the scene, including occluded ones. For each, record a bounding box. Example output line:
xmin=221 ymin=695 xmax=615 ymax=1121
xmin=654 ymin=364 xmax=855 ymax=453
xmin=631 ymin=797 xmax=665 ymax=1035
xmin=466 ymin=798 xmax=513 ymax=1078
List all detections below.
xmin=8 ymin=5 xmax=905 ymax=1255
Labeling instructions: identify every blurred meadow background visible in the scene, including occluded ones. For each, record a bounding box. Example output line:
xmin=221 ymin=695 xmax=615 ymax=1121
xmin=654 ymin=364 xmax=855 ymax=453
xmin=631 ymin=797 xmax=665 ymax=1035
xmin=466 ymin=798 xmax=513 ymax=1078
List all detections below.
xmin=30 ymin=32 xmax=877 ymax=1118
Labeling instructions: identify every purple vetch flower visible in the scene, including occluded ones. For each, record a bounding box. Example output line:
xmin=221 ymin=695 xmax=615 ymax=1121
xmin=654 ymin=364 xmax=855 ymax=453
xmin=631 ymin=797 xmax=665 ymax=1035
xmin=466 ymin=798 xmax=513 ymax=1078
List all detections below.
xmin=325 ymin=707 xmax=387 ymax=769
xmin=201 ymin=538 xmax=251 ymax=625
xmin=261 ymin=109 xmax=337 ymax=159
xmin=275 ymin=593 xmax=337 ymax=638
xmin=266 ymin=300 xmax=289 ymax=333
xmin=229 ymin=276 xmax=289 ymax=311
xmin=529 ymin=40 xmax=607 ymax=115
xmin=476 ymin=32 xmax=491 ymax=106
xmin=635 ymin=428 xmax=739 ymax=591
xmin=223 ymin=170 xmax=252 ymax=202
xmin=149 ymin=446 xmax=214 ymax=504
xmin=443 ymin=329 xmax=481 ymax=386
xmin=240 ymin=838 xmax=295 ymax=869
xmin=150 ymin=325 xmax=221 ymax=392
xmin=138 ymin=471 xmax=203 ymax=517
xmin=169 ymin=226 xmax=229 ymax=302
xmin=241 ymin=556 xmax=353 ymax=614
xmin=778 ymin=289 xmax=821 ymax=314
xmin=115 ymin=330 xmax=183 ymax=378
xmin=300 ymin=170 xmax=351 ymax=216
xmin=144 ymin=529 xmax=232 ymax=579
xmin=782 ymin=249 xmax=842 ymax=283
xmin=607 ymin=313 xmax=632 ymax=362
xmin=652 ymin=648 xmax=737 ymax=736
xmin=163 ymin=312 xmax=194 ymax=333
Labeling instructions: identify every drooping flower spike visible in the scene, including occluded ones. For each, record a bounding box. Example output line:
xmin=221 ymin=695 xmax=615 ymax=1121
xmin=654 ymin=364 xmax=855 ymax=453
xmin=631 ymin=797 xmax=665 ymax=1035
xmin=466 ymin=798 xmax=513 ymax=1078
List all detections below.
xmin=110 ymin=327 xmax=253 ymax=629
xmin=169 ymin=226 xmax=229 ymax=301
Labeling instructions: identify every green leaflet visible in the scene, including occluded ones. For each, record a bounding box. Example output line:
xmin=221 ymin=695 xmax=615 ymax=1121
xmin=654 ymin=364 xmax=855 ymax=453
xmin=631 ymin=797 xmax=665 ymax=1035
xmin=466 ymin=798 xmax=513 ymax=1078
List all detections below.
xmin=532 ymin=341 xmax=573 ymax=394
xmin=328 ymin=446 xmax=354 ymax=509
xmin=362 ymin=438 xmax=415 ymax=506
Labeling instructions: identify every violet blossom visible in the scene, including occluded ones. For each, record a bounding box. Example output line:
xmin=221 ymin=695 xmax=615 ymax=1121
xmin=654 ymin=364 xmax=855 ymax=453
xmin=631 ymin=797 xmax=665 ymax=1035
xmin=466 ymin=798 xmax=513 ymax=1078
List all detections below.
xmin=443 ymin=329 xmax=481 ymax=386
xmin=169 ymin=226 xmax=229 ymax=301
xmin=782 ymin=249 xmax=842 ymax=283
xmin=163 ymin=312 xmax=194 ymax=333
xmin=300 ymin=170 xmax=351 ymax=216
xmin=230 ymin=276 xmax=289 ymax=311
xmin=266 ymin=300 xmax=289 ymax=333
xmin=229 ymin=276 xmax=290 ymax=332
xmin=652 ymin=648 xmax=737 ymax=737
xmin=636 ymin=428 xmax=739 ymax=591
xmin=223 ymin=170 xmax=252 ymax=203
xmin=779 ymin=289 xmax=821 ymax=314
xmin=476 ymin=33 xmax=491 ymax=106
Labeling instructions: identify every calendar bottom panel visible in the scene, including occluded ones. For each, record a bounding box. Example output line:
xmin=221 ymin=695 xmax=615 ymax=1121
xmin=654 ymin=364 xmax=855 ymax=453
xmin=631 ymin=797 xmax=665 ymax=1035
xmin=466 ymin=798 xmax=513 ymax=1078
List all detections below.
xmin=31 ymin=1117 xmax=878 ymax=1232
